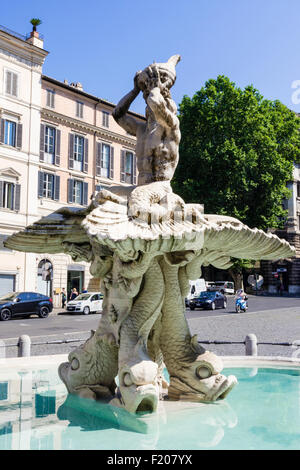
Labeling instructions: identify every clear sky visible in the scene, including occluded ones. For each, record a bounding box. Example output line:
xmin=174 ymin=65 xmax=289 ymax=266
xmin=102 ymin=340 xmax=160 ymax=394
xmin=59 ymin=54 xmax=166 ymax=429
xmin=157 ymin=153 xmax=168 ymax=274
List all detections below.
xmin=2 ymin=0 xmax=300 ymax=115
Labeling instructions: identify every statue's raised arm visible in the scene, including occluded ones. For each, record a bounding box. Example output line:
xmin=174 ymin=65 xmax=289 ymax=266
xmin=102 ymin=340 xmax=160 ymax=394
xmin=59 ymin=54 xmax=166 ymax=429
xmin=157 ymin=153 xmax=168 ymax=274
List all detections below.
xmin=112 ymin=73 xmax=145 ymax=137
xmin=113 ymin=55 xmax=181 ymax=185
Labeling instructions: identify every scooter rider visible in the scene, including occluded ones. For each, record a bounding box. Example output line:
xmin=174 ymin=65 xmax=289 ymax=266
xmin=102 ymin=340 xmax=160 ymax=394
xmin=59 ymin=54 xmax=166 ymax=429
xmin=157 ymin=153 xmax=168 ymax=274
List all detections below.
xmin=235 ymin=288 xmax=248 ymax=311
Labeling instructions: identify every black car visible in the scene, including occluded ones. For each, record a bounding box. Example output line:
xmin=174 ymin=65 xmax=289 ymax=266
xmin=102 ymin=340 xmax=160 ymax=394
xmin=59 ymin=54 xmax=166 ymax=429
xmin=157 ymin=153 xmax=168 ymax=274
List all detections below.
xmin=0 ymin=292 xmax=53 ymax=321
xmin=189 ymin=291 xmax=227 ymax=311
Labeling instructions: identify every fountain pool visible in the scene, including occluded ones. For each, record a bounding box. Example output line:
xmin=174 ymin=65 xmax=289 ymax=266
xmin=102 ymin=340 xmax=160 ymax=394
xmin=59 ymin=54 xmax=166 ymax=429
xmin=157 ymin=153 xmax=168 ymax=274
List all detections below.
xmin=0 ymin=355 xmax=299 ymax=450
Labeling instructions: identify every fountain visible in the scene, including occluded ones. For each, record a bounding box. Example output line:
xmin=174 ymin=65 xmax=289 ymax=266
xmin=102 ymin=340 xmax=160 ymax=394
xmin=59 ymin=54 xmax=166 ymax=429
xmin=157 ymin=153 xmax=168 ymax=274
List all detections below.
xmin=5 ymin=55 xmax=295 ymax=416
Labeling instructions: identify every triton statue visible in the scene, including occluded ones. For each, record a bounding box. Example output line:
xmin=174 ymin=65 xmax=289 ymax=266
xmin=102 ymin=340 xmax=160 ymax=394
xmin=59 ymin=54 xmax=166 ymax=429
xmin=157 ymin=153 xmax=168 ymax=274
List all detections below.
xmin=5 ymin=55 xmax=295 ymax=414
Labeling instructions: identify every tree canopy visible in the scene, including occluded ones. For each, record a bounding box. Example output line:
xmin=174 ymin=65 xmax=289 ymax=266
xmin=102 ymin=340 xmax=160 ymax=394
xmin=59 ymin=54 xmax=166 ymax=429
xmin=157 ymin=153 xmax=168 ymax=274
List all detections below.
xmin=172 ymin=75 xmax=300 ymax=230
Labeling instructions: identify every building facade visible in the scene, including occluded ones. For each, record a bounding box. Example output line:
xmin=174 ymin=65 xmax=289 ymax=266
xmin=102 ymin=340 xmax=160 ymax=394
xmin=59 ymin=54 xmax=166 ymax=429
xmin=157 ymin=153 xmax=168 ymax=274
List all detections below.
xmin=0 ymin=25 xmax=144 ymax=306
xmin=261 ymin=163 xmax=300 ymax=294
xmin=0 ymin=26 xmax=48 ymax=299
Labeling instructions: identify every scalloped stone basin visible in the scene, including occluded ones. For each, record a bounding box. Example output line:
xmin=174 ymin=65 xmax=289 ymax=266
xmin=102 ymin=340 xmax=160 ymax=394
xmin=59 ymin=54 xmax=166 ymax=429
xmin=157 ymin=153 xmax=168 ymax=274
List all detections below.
xmin=0 ymin=355 xmax=299 ymax=450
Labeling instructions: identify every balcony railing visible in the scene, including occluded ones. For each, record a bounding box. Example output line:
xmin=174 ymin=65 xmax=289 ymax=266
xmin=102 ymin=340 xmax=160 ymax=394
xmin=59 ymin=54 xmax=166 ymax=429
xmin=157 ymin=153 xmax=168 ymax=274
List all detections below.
xmin=0 ymin=24 xmax=44 ymax=41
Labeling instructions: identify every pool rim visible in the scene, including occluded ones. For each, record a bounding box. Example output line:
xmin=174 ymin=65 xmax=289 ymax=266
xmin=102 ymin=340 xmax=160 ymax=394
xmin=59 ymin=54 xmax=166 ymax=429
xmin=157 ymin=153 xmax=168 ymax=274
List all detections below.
xmin=0 ymin=354 xmax=299 ymax=371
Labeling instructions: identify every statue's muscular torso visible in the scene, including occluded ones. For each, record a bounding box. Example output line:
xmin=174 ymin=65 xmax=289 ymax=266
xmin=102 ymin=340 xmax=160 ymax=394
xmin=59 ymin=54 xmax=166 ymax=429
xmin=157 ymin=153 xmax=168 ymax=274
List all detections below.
xmin=135 ymin=89 xmax=181 ymax=185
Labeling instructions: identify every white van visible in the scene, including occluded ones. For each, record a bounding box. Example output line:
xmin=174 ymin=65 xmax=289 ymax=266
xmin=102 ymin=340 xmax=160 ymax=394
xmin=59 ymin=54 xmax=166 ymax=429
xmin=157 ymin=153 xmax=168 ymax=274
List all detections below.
xmin=186 ymin=279 xmax=206 ymax=306
xmin=207 ymin=281 xmax=235 ymax=295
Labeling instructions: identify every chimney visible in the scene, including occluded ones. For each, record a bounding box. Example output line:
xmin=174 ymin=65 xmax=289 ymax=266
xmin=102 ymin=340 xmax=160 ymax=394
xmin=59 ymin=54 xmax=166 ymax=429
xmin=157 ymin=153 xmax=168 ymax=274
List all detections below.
xmin=26 ymin=30 xmax=44 ymax=48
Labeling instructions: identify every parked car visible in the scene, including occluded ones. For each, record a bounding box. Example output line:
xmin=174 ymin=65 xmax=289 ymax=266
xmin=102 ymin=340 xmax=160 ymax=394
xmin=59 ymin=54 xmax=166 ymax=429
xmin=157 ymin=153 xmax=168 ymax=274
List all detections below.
xmin=66 ymin=292 xmax=103 ymax=315
xmin=0 ymin=292 xmax=53 ymax=321
xmin=185 ymin=278 xmax=207 ymax=307
xmin=189 ymin=291 xmax=227 ymax=311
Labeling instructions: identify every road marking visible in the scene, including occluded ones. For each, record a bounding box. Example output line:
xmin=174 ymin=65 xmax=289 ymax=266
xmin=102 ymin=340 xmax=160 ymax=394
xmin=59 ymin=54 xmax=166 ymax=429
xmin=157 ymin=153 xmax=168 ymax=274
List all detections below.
xmin=18 ymin=323 xmax=29 ymax=326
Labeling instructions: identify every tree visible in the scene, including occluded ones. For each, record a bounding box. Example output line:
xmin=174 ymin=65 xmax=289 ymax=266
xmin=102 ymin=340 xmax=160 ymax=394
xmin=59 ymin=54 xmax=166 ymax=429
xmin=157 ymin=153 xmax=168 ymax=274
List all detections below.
xmin=228 ymin=258 xmax=256 ymax=291
xmin=30 ymin=18 xmax=42 ymax=32
xmin=172 ymin=75 xmax=300 ymax=231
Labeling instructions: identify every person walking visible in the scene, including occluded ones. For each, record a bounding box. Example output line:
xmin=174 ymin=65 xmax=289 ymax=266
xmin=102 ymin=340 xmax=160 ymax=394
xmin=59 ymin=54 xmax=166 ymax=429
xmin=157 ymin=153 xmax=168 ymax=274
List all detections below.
xmin=61 ymin=288 xmax=66 ymax=308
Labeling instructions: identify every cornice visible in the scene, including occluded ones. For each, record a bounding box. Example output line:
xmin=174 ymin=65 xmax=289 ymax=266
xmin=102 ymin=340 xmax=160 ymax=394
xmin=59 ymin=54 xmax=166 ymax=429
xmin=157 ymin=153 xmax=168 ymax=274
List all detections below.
xmin=41 ymin=108 xmax=137 ymax=148
xmin=0 ymin=34 xmax=48 ymax=68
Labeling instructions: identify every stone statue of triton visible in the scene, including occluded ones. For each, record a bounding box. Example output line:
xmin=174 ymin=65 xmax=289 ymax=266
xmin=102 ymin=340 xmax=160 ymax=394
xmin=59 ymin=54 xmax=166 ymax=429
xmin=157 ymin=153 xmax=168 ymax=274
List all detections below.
xmin=5 ymin=55 xmax=295 ymax=414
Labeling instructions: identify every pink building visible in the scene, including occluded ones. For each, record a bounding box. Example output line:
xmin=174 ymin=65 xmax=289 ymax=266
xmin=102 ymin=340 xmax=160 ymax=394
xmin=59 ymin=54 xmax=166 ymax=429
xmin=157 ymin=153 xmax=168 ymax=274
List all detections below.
xmin=37 ymin=76 xmax=145 ymax=303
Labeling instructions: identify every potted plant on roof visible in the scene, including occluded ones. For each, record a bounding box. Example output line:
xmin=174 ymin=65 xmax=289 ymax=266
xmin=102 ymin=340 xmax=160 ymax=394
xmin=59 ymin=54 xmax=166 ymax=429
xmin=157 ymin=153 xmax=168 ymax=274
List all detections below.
xmin=30 ymin=18 xmax=42 ymax=37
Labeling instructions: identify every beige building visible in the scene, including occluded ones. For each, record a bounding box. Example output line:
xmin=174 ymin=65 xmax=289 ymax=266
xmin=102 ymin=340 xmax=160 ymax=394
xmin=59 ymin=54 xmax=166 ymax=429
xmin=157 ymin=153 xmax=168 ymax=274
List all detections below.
xmin=0 ymin=26 xmax=48 ymax=298
xmin=0 ymin=24 xmax=145 ymax=306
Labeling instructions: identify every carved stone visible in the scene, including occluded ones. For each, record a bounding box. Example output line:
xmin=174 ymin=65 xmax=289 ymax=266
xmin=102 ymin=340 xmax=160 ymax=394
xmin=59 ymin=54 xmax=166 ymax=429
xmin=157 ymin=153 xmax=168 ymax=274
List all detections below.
xmin=5 ymin=55 xmax=295 ymax=414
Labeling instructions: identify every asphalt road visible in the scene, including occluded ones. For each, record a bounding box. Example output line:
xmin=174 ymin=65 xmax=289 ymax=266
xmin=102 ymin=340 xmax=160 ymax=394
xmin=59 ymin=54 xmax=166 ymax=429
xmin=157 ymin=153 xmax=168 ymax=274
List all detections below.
xmin=0 ymin=295 xmax=299 ymax=358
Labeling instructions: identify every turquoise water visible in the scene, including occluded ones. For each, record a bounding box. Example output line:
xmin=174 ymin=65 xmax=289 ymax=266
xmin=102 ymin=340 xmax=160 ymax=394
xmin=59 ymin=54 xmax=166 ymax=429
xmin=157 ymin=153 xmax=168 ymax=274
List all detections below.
xmin=0 ymin=365 xmax=299 ymax=450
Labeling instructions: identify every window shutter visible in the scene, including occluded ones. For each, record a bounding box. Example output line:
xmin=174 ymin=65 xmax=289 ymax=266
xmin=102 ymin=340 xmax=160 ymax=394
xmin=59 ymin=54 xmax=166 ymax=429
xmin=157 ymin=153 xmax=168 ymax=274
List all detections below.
xmin=0 ymin=119 xmax=5 ymax=144
xmin=109 ymin=146 xmax=114 ymax=179
xmin=40 ymin=124 xmax=45 ymax=161
xmin=68 ymin=133 xmax=74 ymax=169
xmin=0 ymin=181 xmax=3 ymax=208
xmin=96 ymin=142 xmax=101 ymax=176
xmin=83 ymin=138 xmax=88 ymax=173
xmin=83 ymin=182 xmax=88 ymax=206
xmin=38 ymin=171 xmax=44 ymax=198
xmin=5 ymin=71 xmax=12 ymax=94
xmin=133 ymin=153 xmax=137 ymax=185
xmin=14 ymin=184 xmax=21 ymax=211
xmin=67 ymin=179 xmax=74 ymax=203
xmin=100 ymin=142 xmax=104 ymax=169
xmin=54 ymin=175 xmax=60 ymax=201
xmin=16 ymin=123 xmax=22 ymax=149
xmin=55 ymin=129 xmax=61 ymax=166
xmin=12 ymin=73 xmax=18 ymax=97
xmin=120 ymin=150 xmax=125 ymax=182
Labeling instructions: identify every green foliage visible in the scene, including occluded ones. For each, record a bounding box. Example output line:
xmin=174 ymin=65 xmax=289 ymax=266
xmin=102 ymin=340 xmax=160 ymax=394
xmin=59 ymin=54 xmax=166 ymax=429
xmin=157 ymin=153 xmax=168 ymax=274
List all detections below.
xmin=30 ymin=18 xmax=42 ymax=30
xmin=172 ymin=75 xmax=300 ymax=230
xmin=229 ymin=258 xmax=256 ymax=273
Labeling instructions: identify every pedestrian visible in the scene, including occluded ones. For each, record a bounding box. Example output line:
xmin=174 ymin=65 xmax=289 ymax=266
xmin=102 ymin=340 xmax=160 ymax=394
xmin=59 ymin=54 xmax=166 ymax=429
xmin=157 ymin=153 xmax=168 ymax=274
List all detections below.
xmin=70 ymin=288 xmax=78 ymax=300
xmin=82 ymin=287 xmax=88 ymax=293
xmin=279 ymin=282 xmax=284 ymax=297
xmin=61 ymin=288 xmax=66 ymax=308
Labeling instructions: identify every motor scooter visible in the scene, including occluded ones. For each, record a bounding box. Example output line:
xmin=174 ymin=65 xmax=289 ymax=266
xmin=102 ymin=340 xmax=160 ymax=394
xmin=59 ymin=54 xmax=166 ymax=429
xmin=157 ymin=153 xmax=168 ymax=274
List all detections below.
xmin=235 ymin=296 xmax=248 ymax=313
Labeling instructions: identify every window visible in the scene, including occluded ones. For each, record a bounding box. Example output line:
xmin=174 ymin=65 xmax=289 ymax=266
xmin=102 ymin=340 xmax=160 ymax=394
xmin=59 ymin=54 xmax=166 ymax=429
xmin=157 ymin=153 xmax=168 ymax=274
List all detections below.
xmin=101 ymin=144 xmax=110 ymax=178
xmin=2 ymin=182 xmax=15 ymax=209
xmin=38 ymin=172 xmax=60 ymax=201
xmin=69 ymin=134 xmax=88 ymax=172
xmin=76 ymin=101 xmax=84 ymax=119
xmin=102 ymin=111 xmax=109 ymax=128
xmin=40 ymin=124 xmax=60 ymax=165
xmin=73 ymin=180 xmax=83 ymax=204
xmin=74 ymin=135 xmax=84 ymax=171
xmin=4 ymin=120 xmax=16 ymax=147
xmin=297 ymin=182 xmax=300 ymax=198
xmin=46 ymin=89 xmax=55 ymax=108
xmin=5 ymin=70 xmax=18 ymax=97
xmin=44 ymin=126 xmax=56 ymax=163
xmin=120 ymin=150 xmax=136 ymax=184
xmin=125 ymin=151 xmax=133 ymax=184
xmin=42 ymin=173 xmax=55 ymax=199
xmin=0 ymin=180 xmax=20 ymax=211
xmin=68 ymin=179 xmax=88 ymax=205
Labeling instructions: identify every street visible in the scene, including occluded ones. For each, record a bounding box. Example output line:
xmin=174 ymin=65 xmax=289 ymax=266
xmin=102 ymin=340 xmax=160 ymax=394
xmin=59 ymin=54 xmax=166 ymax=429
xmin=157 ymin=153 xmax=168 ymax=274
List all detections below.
xmin=0 ymin=295 xmax=299 ymax=358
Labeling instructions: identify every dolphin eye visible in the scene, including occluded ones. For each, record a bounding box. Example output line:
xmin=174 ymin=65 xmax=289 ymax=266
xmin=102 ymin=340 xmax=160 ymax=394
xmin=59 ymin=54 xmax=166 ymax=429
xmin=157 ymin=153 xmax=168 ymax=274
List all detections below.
xmin=196 ymin=366 xmax=212 ymax=379
xmin=123 ymin=373 xmax=133 ymax=386
xmin=71 ymin=358 xmax=80 ymax=370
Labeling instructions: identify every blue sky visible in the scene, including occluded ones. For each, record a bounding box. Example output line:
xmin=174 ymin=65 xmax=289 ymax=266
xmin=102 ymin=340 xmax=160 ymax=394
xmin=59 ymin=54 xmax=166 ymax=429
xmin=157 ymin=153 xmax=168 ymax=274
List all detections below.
xmin=2 ymin=0 xmax=300 ymax=115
